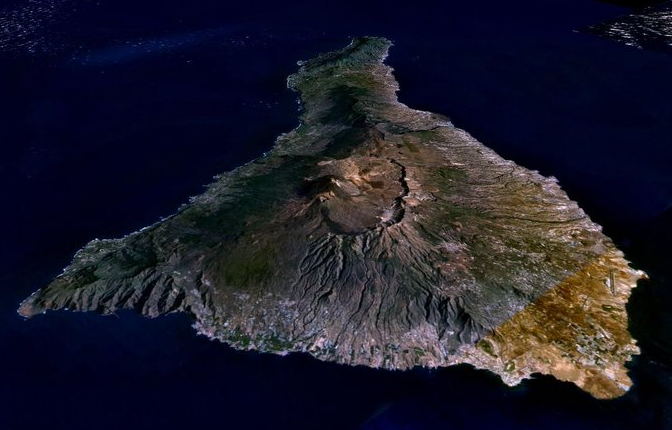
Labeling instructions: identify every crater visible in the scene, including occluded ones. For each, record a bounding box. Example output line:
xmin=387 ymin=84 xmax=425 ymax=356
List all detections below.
xmin=299 ymin=156 xmax=409 ymax=234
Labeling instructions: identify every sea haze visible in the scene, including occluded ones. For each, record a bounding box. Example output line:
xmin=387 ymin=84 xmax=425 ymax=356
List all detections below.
xmin=1 ymin=0 xmax=671 ymax=429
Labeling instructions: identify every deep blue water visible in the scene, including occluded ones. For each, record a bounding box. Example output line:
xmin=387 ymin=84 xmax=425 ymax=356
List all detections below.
xmin=1 ymin=0 xmax=672 ymax=429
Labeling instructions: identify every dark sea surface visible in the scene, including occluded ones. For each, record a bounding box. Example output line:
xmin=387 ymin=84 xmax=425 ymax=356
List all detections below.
xmin=1 ymin=0 xmax=671 ymax=429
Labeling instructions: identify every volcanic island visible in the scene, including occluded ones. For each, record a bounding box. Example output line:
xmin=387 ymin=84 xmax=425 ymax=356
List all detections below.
xmin=19 ymin=37 xmax=645 ymax=399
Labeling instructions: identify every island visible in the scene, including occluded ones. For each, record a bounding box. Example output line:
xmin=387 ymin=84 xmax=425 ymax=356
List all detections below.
xmin=19 ymin=37 xmax=645 ymax=399
xmin=586 ymin=1 xmax=672 ymax=55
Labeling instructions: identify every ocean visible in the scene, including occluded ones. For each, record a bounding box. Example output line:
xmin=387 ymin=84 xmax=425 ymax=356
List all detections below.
xmin=1 ymin=0 xmax=671 ymax=428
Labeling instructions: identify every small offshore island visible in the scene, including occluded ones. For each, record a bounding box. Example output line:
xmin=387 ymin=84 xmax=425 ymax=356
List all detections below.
xmin=20 ymin=37 xmax=645 ymax=399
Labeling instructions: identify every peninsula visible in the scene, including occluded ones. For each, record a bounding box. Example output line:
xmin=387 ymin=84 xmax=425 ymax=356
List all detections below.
xmin=19 ymin=37 xmax=645 ymax=399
